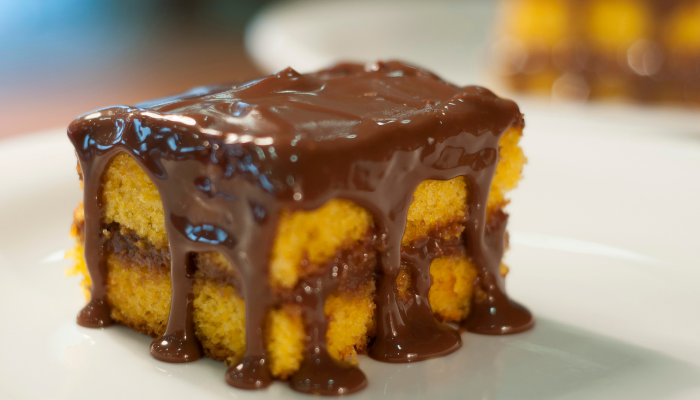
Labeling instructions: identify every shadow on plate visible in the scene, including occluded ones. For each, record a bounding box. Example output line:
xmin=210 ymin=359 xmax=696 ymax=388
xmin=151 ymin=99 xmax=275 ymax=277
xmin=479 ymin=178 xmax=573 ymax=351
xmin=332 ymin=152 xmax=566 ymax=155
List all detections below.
xmin=360 ymin=318 xmax=700 ymax=399
xmin=101 ymin=317 xmax=700 ymax=399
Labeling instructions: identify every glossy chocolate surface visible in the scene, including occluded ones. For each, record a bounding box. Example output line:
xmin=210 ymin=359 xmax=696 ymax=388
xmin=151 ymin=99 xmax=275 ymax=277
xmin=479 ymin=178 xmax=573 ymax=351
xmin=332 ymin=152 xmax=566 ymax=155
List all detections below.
xmin=68 ymin=61 xmax=533 ymax=394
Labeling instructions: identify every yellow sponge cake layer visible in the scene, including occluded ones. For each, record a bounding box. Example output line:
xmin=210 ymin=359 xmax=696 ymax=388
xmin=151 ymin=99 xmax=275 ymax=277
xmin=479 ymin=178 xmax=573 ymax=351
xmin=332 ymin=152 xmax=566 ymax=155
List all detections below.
xmin=68 ymin=247 xmax=376 ymax=379
xmin=69 ymin=122 xmax=525 ymax=379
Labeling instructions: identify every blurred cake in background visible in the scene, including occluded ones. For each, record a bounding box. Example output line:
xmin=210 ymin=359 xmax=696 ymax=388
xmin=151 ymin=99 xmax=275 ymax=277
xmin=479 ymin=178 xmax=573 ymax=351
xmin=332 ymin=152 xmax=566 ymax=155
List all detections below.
xmin=491 ymin=0 xmax=700 ymax=104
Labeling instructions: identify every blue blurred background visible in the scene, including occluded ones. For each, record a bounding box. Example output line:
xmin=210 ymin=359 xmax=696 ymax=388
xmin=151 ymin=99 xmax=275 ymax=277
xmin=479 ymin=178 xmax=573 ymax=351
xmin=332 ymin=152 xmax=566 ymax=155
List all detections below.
xmin=0 ymin=0 xmax=271 ymax=138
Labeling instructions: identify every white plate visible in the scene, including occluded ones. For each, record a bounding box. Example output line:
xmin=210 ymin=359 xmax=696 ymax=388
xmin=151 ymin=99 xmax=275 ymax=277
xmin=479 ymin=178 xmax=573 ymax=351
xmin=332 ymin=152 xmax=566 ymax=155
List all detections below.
xmin=1 ymin=108 xmax=699 ymax=400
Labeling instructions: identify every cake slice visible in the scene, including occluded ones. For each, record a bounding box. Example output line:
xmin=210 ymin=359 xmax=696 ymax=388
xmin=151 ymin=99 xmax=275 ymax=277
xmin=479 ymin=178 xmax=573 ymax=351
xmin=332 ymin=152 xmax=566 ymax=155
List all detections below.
xmin=67 ymin=61 xmax=533 ymax=395
xmin=493 ymin=0 xmax=700 ymax=103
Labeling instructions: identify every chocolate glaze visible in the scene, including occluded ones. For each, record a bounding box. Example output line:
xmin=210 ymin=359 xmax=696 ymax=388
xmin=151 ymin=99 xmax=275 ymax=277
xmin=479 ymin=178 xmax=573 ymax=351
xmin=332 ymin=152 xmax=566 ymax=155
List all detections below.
xmin=289 ymin=240 xmax=374 ymax=395
xmin=371 ymin=228 xmax=464 ymax=363
xmin=68 ymin=61 xmax=533 ymax=394
xmin=75 ymin=154 xmax=114 ymax=329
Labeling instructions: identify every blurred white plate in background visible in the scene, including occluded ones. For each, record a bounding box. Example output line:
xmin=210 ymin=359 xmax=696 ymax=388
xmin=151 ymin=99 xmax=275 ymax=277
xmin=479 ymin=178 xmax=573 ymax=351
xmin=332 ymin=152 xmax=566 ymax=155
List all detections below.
xmin=246 ymin=0 xmax=700 ymax=137
xmin=246 ymin=0 xmax=496 ymax=85
xmin=1 ymin=106 xmax=699 ymax=399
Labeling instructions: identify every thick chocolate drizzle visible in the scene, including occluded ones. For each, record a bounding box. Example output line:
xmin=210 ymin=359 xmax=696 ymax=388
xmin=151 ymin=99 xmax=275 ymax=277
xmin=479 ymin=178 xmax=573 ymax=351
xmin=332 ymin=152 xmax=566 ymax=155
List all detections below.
xmin=289 ymin=245 xmax=372 ymax=395
xmin=68 ymin=61 xmax=533 ymax=395
xmin=76 ymin=154 xmax=114 ymax=329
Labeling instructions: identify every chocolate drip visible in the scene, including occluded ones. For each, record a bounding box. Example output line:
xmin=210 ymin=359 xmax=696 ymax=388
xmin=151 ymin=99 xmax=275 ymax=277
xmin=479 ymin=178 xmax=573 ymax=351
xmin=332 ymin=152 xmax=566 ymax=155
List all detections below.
xmin=370 ymin=232 xmax=465 ymax=362
xmin=461 ymin=169 xmax=534 ymax=334
xmin=363 ymin=193 xmax=462 ymax=363
xmin=290 ymin=246 xmax=370 ymax=395
xmin=68 ymin=61 xmax=533 ymax=395
xmin=149 ymin=245 xmax=201 ymax=363
xmin=220 ymin=194 xmax=279 ymax=389
xmin=76 ymin=152 xmax=114 ymax=328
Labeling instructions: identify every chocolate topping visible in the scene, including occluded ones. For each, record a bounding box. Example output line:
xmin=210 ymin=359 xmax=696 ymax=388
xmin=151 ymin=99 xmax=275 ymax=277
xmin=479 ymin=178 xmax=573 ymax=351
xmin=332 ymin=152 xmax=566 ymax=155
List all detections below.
xmin=288 ymin=244 xmax=371 ymax=395
xmin=68 ymin=61 xmax=533 ymax=394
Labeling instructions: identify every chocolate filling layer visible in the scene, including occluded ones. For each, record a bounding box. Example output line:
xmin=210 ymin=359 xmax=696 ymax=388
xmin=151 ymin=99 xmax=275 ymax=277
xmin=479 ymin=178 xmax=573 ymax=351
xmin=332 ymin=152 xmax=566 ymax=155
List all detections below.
xmin=83 ymin=220 xmax=378 ymax=301
xmin=105 ymin=223 xmax=170 ymax=273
